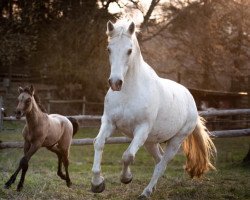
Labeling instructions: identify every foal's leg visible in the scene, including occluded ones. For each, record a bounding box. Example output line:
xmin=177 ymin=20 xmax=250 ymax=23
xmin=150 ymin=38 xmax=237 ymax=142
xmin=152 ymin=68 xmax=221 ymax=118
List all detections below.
xmin=91 ymin=122 xmax=115 ymax=193
xmin=47 ymin=145 xmax=66 ymax=180
xmin=139 ymin=134 xmax=187 ymax=199
xmin=61 ymin=149 xmax=72 ymax=187
xmin=16 ymin=141 xmax=41 ymax=191
xmin=120 ymin=124 xmax=150 ymax=184
xmin=4 ymin=141 xmax=30 ymax=189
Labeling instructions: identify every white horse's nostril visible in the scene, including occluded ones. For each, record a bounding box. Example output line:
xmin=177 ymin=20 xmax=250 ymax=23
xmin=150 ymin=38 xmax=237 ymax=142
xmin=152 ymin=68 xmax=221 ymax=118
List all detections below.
xmin=108 ymin=78 xmax=123 ymax=91
xmin=117 ymin=80 xmax=123 ymax=88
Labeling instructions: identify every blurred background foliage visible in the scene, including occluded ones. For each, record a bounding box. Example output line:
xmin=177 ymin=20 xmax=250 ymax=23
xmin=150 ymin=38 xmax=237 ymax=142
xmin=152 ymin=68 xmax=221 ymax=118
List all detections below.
xmin=0 ymin=0 xmax=249 ymax=102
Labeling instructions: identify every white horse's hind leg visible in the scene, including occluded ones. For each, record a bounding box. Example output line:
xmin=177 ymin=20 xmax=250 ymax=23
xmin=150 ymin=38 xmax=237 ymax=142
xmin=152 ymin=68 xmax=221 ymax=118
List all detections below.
xmin=144 ymin=143 xmax=163 ymax=164
xmin=139 ymin=134 xmax=187 ymax=199
xmin=120 ymin=123 xmax=150 ymax=184
xmin=91 ymin=121 xmax=115 ymax=193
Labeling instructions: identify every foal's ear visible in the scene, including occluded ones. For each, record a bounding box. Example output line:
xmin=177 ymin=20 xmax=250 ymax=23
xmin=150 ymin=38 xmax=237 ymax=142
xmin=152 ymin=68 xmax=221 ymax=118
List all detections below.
xmin=29 ymin=85 xmax=35 ymax=96
xmin=128 ymin=21 xmax=135 ymax=35
xmin=107 ymin=20 xmax=114 ymax=34
xmin=18 ymin=86 xmax=24 ymax=94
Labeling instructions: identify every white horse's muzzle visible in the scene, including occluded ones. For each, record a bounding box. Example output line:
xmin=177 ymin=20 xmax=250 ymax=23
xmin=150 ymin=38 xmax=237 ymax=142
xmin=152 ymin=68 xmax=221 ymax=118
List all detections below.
xmin=108 ymin=78 xmax=123 ymax=91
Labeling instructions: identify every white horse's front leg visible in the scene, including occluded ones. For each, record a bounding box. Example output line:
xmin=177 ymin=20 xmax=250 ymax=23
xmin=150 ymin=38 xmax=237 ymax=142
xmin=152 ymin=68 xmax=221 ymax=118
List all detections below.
xmin=120 ymin=123 xmax=150 ymax=184
xmin=91 ymin=121 xmax=115 ymax=193
xmin=139 ymin=135 xmax=186 ymax=199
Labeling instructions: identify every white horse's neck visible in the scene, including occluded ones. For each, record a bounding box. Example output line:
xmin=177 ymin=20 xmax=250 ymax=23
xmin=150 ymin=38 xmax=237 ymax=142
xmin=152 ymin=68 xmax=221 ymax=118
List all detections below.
xmin=122 ymin=36 xmax=148 ymax=93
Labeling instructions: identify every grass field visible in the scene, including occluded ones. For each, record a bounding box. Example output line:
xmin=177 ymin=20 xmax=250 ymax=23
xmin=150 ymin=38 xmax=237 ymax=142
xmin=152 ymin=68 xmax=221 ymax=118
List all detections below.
xmin=0 ymin=121 xmax=250 ymax=200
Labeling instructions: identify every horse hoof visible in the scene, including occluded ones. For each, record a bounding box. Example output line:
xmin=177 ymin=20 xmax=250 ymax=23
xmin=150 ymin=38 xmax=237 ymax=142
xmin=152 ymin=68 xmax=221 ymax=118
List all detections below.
xmin=66 ymin=181 xmax=72 ymax=187
xmin=17 ymin=185 xmax=23 ymax=192
xmin=137 ymin=194 xmax=149 ymax=200
xmin=138 ymin=189 xmax=151 ymax=200
xmin=120 ymin=175 xmax=133 ymax=184
xmin=91 ymin=180 xmax=105 ymax=193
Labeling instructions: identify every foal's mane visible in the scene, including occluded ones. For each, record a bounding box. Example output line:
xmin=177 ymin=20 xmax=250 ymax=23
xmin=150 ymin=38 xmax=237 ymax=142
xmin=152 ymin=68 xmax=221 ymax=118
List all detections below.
xmin=23 ymin=86 xmax=47 ymax=113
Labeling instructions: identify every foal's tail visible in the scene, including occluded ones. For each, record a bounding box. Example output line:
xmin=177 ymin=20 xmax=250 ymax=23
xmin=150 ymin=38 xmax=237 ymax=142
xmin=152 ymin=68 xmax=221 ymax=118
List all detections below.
xmin=67 ymin=117 xmax=79 ymax=136
xmin=182 ymin=116 xmax=216 ymax=178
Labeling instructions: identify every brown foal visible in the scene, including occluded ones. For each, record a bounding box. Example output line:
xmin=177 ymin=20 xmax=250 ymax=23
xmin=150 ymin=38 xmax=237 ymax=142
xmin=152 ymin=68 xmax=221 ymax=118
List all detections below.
xmin=4 ymin=85 xmax=79 ymax=191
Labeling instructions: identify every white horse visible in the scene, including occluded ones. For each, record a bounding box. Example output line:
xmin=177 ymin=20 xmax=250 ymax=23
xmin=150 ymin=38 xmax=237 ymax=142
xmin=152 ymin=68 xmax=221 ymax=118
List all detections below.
xmin=91 ymin=19 xmax=216 ymax=199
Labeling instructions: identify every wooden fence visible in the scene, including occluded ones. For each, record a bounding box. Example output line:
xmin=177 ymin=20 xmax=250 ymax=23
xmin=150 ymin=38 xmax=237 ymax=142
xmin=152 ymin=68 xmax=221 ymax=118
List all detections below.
xmin=0 ymin=109 xmax=250 ymax=149
xmin=1 ymin=129 xmax=250 ymax=149
xmin=47 ymin=97 xmax=103 ymax=115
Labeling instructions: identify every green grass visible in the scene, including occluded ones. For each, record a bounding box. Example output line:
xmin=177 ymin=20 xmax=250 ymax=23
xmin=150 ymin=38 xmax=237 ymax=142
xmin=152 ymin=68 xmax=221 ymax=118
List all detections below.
xmin=0 ymin=122 xmax=249 ymax=200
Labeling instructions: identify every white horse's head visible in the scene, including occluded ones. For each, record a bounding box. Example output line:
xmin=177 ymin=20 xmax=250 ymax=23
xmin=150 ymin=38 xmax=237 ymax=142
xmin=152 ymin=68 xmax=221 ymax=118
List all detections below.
xmin=106 ymin=20 xmax=136 ymax=91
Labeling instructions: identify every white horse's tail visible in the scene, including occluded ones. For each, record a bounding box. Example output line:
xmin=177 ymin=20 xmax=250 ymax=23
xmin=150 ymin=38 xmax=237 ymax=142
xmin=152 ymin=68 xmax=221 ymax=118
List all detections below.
xmin=182 ymin=116 xmax=216 ymax=178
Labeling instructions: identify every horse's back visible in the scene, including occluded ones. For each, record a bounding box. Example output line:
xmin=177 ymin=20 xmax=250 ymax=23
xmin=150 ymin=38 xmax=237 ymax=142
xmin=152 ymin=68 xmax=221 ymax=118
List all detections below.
xmin=48 ymin=114 xmax=72 ymax=132
xmin=158 ymin=78 xmax=197 ymax=112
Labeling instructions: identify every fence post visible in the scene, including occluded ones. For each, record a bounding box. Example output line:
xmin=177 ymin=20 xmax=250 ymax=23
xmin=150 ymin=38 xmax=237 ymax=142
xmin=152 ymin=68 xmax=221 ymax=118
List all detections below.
xmin=82 ymin=96 xmax=86 ymax=115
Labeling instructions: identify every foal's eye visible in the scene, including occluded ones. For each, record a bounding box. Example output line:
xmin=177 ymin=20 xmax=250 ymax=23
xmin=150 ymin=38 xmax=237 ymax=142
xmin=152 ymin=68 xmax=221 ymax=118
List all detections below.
xmin=127 ymin=49 xmax=132 ymax=55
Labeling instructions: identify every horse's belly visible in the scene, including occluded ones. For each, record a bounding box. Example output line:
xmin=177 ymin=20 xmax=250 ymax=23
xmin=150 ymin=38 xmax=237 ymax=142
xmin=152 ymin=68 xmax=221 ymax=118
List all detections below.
xmin=115 ymin=117 xmax=179 ymax=143
xmin=146 ymin=130 xmax=176 ymax=143
xmin=117 ymin=124 xmax=177 ymax=143
xmin=42 ymin=137 xmax=59 ymax=147
xmin=150 ymin=117 xmax=185 ymax=142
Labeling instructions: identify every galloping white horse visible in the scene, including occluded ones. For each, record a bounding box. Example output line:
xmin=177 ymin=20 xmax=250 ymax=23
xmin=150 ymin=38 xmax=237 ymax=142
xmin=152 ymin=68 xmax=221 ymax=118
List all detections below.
xmin=91 ymin=19 xmax=216 ymax=199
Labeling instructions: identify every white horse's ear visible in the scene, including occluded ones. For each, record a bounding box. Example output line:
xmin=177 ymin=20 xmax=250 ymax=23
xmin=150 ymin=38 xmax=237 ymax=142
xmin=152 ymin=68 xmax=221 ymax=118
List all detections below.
xmin=107 ymin=20 xmax=114 ymax=33
xmin=30 ymin=85 xmax=35 ymax=96
xmin=128 ymin=21 xmax=135 ymax=35
xmin=18 ymin=86 xmax=24 ymax=94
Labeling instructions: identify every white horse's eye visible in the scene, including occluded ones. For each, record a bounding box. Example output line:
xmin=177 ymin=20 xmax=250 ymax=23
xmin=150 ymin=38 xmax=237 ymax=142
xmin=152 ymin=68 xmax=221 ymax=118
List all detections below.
xmin=127 ymin=49 xmax=132 ymax=55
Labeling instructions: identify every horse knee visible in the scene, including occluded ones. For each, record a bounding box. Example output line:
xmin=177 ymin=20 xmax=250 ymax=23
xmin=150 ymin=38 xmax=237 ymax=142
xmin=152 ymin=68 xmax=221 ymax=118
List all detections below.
xmin=93 ymin=138 xmax=105 ymax=151
xmin=122 ymin=152 xmax=134 ymax=165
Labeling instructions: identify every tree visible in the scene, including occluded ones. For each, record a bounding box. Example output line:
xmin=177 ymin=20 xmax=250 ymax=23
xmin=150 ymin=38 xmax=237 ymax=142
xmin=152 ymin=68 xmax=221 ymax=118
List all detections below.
xmin=0 ymin=0 xmax=114 ymax=100
xmin=141 ymin=0 xmax=250 ymax=91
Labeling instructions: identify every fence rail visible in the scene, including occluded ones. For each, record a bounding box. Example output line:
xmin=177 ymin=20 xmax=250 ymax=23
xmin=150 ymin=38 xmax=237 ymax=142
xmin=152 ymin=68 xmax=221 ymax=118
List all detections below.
xmin=2 ymin=109 xmax=250 ymax=122
xmin=1 ymin=129 xmax=250 ymax=149
xmin=47 ymin=97 xmax=103 ymax=115
xmin=3 ymin=115 xmax=102 ymax=121
xmin=0 ymin=109 xmax=250 ymax=149
xmin=199 ymin=109 xmax=250 ymax=117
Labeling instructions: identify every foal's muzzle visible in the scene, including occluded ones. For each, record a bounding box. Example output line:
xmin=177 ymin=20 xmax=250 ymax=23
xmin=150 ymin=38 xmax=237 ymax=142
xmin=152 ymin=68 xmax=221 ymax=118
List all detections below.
xmin=15 ymin=110 xmax=22 ymax=120
xmin=108 ymin=78 xmax=123 ymax=91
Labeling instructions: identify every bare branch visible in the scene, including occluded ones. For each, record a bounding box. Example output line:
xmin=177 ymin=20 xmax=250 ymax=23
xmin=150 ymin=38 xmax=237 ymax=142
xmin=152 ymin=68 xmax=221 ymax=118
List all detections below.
xmin=141 ymin=0 xmax=161 ymax=29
